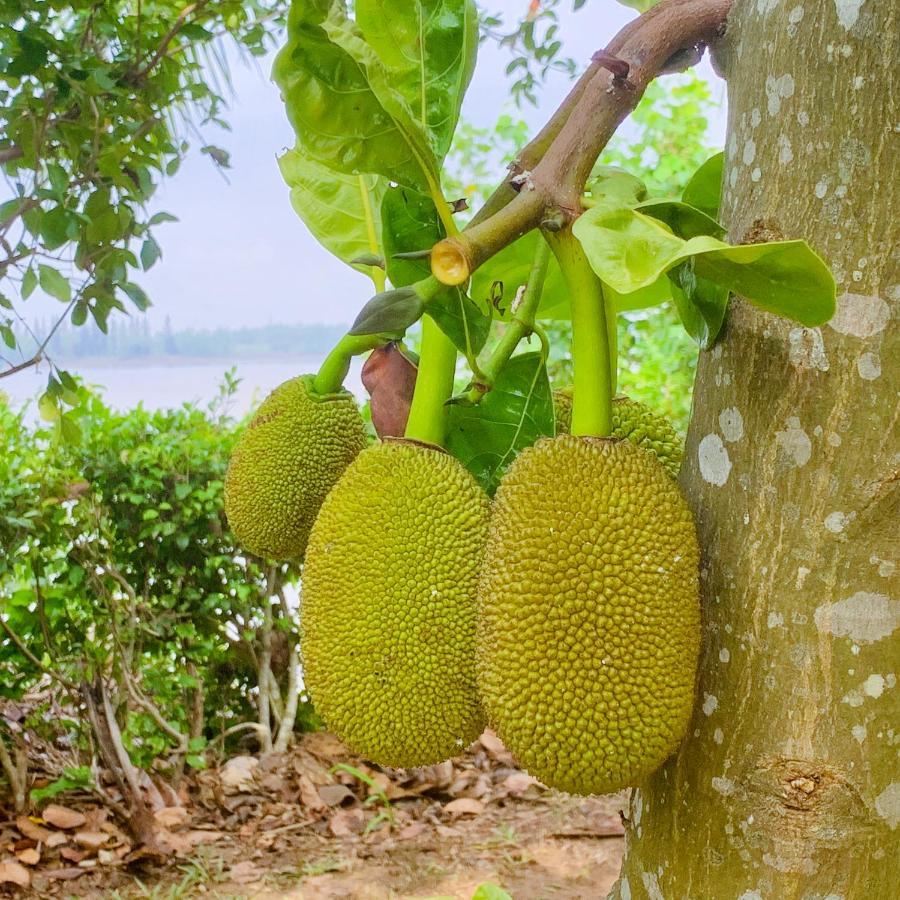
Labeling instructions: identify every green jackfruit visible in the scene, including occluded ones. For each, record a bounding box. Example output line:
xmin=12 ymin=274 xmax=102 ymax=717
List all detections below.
xmin=477 ymin=435 xmax=700 ymax=795
xmin=224 ymin=375 xmax=366 ymax=561
xmin=301 ymin=440 xmax=490 ymax=767
xmin=553 ymin=390 xmax=683 ymax=478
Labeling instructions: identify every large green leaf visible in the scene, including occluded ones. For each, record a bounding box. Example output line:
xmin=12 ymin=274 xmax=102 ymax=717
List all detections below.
xmin=669 ymin=260 xmax=729 ymax=349
xmin=445 ymin=352 xmax=553 ymax=496
xmin=356 ymin=0 xmax=478 ymax=161
xmin=637 ymin=199 xmax=725 ymax=240
xmin=682 ymin=152 xmax=724 ymax=220
xmin=381 ymin=185 xmax=490 ymax=353
xmin=573 ymin=206 xmax=836 ymax=326
xmin=272 ymin=0 xmax=439 ymax=192
xmin=277 ymin=146 xmax=385 ymax=287
xmin=381 ymin=185 xmax=441 ymax=288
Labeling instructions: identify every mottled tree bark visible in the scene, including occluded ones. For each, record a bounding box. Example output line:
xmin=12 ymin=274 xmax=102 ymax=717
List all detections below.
xmin=613 ymin=1 xmax=898 ymax=897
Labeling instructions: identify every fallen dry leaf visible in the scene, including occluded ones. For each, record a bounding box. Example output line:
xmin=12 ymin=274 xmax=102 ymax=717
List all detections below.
xmin=0 ymin=860 xmax=31 ymax=888
xmin=328 ymin=808 xmax=365 ymax=837
xmin=318 ymin=784 xmax=356 ymax=808
xmin=477 ymin=730 xmax=506 ymax=757
xmin=153 ymin=806 xmax=191 ymax=830
xmin=43 ymin=866 xmax=86 ymax=881
xmin=60 ymin=847 xmax=89 ymax=864
xmin=229 ymin=860 xmax=264 ymax=885
xmin=442 ymin=798 xmax=485 ymax=818
xmin=46 ymin=832 xmax=68 ymax=849
xmin=297 ymin=774 xmax=327 ymax=812
xmin=503 ymin=772 xmax=540 ymax=795
xmin=220 ymin=755 xmax=259 ymax=793
xmin=15 ymin=816 xmax=53 ymax=843
xmin=74 ymin=830 xmax=110 ymax=851
xmin=16 ymin=848 xmax=40 ymax=866
xmin=42 ymin=804 xmax=87 ymax=830
xmin=397 ymin=822 xmax=427 ymax=841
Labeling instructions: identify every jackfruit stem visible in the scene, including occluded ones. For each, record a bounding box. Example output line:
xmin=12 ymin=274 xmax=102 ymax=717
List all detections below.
xmin=404 ymin=316 xmax=457 ymax=447
xmin=314 ymin=333 xmax=386 ymax=396
xmin=460 ymin=237 xmax=552 ymax=405
xmin=547 ymin=230 xmax=614 ymax=437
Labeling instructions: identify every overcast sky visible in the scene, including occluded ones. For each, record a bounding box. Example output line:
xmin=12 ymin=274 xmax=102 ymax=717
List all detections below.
xmin=48 ymin=1 xmax=728 ymax=331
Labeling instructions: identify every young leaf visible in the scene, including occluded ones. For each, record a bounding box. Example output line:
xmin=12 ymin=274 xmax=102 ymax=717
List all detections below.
xmin=349 ymin=287 xmax=424 ymax=336
xmin=278 ymin=146 xmax=385 ymax=286
xmin=682 ymin=151 xmax=724 ymax=220
xmin=445 ymin=352 xmax=554 ymax=496
xmin=669 ymin=260 xmax=729 ymax=349
xmin=38 ymin=265 xmax=71 ymax=302
xmin=273 ymin=0 xmax=439 ymax=193
xmin=573 ymin=206 xmax=835 ymax=326
xmin=355 ymin=0 xmax=479 ymax=161
xmin=427 ymin=286 xmax=491 ymax=357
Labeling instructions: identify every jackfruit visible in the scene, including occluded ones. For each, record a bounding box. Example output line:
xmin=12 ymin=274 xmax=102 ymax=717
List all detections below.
xmin=553 ymin=390 xmax=683 ymax=478
xmin=477 ymin=435 xmax=700 ymax=795
xmin=301 ymin=439 xmax=490 ymax=767
xmin=224 ymin=375 xmax=366 ymax=561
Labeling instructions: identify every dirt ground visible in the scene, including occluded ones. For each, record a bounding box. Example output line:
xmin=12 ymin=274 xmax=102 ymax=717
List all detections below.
xmin=1 ymin=731 xmax=626 ymax=899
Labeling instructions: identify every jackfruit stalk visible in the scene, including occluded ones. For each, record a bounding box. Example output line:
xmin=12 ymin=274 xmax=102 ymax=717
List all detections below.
xmin=554 ymin=390 xmax=683 ymax=477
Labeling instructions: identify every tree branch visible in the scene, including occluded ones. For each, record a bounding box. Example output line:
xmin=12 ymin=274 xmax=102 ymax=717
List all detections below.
xmin=432 ymin=0 xmax=733 ymax=286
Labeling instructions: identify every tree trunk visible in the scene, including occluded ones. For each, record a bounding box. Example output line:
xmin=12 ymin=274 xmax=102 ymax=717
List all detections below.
xmin=613 ymin=1 xmax=898 ymax=896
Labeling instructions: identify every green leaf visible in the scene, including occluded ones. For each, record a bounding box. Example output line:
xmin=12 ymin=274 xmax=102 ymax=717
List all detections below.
xmin=38 ymin=391 xmax=60 ymax=422
xmin=140 ymin=235 xmax=161 ymax=270
xmin=355 ymin=0 xmax=478 ymax=161
xmin=587 ymin=165 xmax=647 ymax=209
xmin=381 ymin=185 xmax=441 ymax=288
xmin=427 ymin=286 xmax=491 ymax=357
xmin=472 ymin=885 xmax=513 ymax=900
xmin=0 ymin=324 xmax=15 ymax=350
xmin=38 ymin=265 xmax=71 ymax=302
xmin=381 ymin=185 xmax=489 ymax=354
xmin=445 ymin=352 xmax=553 ymax=496
xmin=22 ymin=267 xmax=38 ymax=299
xmin=636 ymin=199 xmax=725 ymax=240
xmin=121 ymin=282 xmax=151 ymax=311
xmin=278 ymin=146 xmax=385 ymax=285
xmin=605 ymin=278 xmax=672 ymax=312
xmin=273 ymin=1 xmax=439 ymax=193
xmin=573 ymin=206 xmax=836 ymax=326
xmin=682 ymin=152 xmax=724 ymax=220
xmin=349 ymin=287 xmax=424 ymax=336
xmin=669 ymin=260 xmax=729 ymax=349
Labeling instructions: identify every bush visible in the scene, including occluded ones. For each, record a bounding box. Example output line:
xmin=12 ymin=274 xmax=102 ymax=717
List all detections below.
xmin=0 ymin=375 xmax=310 ymax=815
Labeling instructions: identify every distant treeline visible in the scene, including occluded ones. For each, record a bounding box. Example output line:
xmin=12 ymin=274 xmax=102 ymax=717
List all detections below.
xmin=21 ymin=316 xmax=348 ymax=360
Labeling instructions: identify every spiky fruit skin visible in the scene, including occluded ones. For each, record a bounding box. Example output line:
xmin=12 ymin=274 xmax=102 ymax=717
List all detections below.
xmin=301 ymin=440 xmax=490 ymax=767
xmin=224 ymin=375 xmax=366 ymax=561
xmin=552 ymin=391 xmax=683 ymax=478
xmin=477 ymin=435 xmax=700 ymax=795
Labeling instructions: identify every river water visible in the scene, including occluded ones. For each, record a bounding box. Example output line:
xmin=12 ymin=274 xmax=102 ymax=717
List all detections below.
xmin=1 ymin=356 xmax=366 ymax=417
